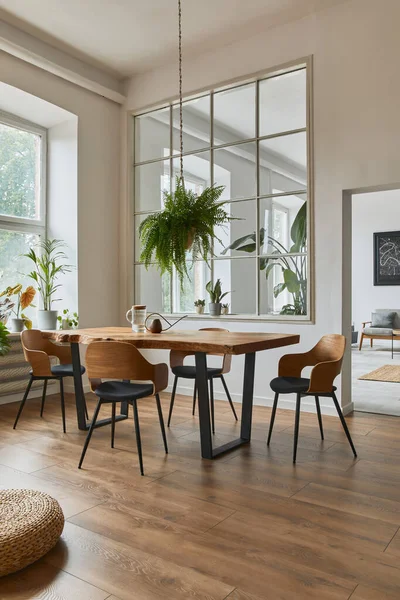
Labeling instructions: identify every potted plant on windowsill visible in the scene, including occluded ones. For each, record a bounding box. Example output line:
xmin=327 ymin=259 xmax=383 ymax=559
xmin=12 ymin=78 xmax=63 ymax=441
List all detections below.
xmin=0 ymin=284 xmax=36 ymax=332
xmin=24 ymin=239 xmax=72 ymax=331
xmin=206 ymin=279 xmax=230 ymax=317
xmin=57 ymin=309 xmax=79 ymax=330
xmin=194 ymin=299 xmax=205 ymax=314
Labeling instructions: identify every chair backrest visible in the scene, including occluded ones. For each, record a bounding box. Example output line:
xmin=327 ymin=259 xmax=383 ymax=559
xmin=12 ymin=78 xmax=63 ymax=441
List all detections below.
xmin=309 ymin=334 xmax=346 ymax=365
xmin=86 ymin=340 xmax=168 ymax=394
xmin=169 ymin=327 xmax=232 ymax=374
xmin=21 ymin=329 xmax=71 ymax=377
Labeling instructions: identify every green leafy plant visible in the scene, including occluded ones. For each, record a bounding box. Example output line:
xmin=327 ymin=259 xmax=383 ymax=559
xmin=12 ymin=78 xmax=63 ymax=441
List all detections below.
xmin=194 ymin=299 xmax=205 ymax=307
xmin=139 ymin=178 xmax=230 ymax=286
xmin=222 ymin=202 xmax=307 ymax=315
xmin=24 ymin=239 xmax=72 ymax=311
xmin=57 ymin=308 xmax=79 ymax=329
xmin=0 ymin=321 xmax=11 ymax=356
xmin=206 ymin=279 xmax=230 ymax=304
xmin=221 ymin=303 xmax=229 ymax=309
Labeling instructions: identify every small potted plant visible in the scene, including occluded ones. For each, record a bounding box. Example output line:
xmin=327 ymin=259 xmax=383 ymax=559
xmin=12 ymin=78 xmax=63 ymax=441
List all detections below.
xmin=57 ymin=309 xmax=79 ymax=330
xmin=24 ymin=239 xmax=72 ymax=330
xmin=0 ymin=321 xmax=11 ymax=356
xmin=194 ymin=299 xmax=205 ymax=314
xmin=0 ymin=285 xmax=36 ymax=332
xmin=206 ymin=279 xmax=230 ymax=317
xmin=221 ymin=302 xmax=230 ymax=316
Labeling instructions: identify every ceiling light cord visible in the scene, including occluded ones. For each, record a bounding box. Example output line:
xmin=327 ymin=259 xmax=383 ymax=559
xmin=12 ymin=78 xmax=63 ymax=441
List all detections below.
xmin=178 ymin=0 xmax=184 ymax=184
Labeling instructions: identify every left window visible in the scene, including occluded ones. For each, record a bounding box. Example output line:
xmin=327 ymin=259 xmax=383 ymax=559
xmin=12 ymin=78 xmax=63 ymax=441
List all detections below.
xmin=0 ymin=112 xmax=46 ymax=320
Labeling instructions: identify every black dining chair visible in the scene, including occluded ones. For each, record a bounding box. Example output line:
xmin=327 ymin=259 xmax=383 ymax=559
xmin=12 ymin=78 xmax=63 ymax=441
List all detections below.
xmin=78 ymin=340 xmax=169 ymax=475
xmin=14 ymin=329 xmax=86 ymax=433
xmin=167 ymin=327 xmax=238 ymax=433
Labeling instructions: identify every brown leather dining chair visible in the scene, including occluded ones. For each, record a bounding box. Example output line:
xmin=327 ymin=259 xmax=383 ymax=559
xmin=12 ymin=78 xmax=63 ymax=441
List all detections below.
xmin=14 ymin=329 xmax=86 ymax=433
xmin=167 ymin=327 xmax=238 ymax=433
xmin=267 ymin=334 xmax=357 ymax=463
xmin=78 ymin=340 xmax=169 ymax=475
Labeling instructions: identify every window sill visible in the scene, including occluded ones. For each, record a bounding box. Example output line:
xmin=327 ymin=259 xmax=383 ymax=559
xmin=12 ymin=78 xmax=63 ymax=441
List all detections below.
xmin=160 ymin=313 xmax=313 ymax=325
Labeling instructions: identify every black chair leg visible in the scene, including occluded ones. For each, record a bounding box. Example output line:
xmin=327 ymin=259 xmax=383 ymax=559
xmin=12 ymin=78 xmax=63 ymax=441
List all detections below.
xmin=192 ymin=382 xmax=197 ymax=416
xmin=40 ymin=380 xmax=48 ymax=417
xmin=209 ymin=378 xmax=215 ymax=434
xmin=84 ymin=401 xmax=89 ymax=420
xmin=220 ymin=375 xmax=238 ymax=421
xmin=14 ymin=376 xmax=34 ymax=429
xmin=78 ymin=399 xmax=102 ymax=468
xmin=59 ymin=378 xmax=66 ymax=433
xmin=331 ymin=392 xmax=357 ymax=457
xmin=267 ymin=392 xmax=279 ymax=446
xmin=293 ymin=393 xmax=301 ymax=463
xmin=167 ymin=375 xmax=178 ymax=427
xmin=132 ymin=399 xmax=144 ymax=476
xmin=315 ymin=395 xmax=324 ymax=440
xmin=111 ymin=403 xmax=116 ymax=448
xmin=155 ymin=393 xmax=168 ymax=454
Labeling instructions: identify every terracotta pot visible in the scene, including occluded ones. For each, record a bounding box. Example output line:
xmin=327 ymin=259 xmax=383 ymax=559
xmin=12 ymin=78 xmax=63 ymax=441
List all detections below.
xmin=185 ymin=228 xmax=196 ymax=250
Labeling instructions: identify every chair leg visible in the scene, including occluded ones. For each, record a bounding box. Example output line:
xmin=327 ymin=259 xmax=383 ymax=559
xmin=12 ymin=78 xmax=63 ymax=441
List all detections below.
xmin=315 ymin=395 xmax=324 ymax=440
xmin=40 ymin=380 xmax=48 ymax=417
xmin=84 ymin=401 xmax=89 ymax=420
xmin=370 ymin=338 xmax=373 ymax=348
xmin=331 ymin=392 xmax=357 ymax=457
xmin=111 ymin=403 xmax=116 ymax=448
xmin=13 ymin=376 xmax=34 ymax=429
xmin=293 ymin=393 xmax=301 ymax=464
xmin=78 ymin=399 xmax=102 ymax=468
xmin=167 ymin=375 xmax=178 ymax=427
xmin=155 ymin=393 xmax=168 ymax=454
xmin=59 ymin=378 xmax=66 ymax=433
xmin=209 ymin=378 xmax=215 ymax=434
xmin=267 ymin=392 xmax=279 ymax=446
xmin=220 ymin=375 xmax=238 ymax=421
xmin=359 ymin=333 xmax=364 ymax=350
xmin=132 ymin=399 xmax=144 ymax=476
xmin=192 ymin=382 xmax=197 ymax=416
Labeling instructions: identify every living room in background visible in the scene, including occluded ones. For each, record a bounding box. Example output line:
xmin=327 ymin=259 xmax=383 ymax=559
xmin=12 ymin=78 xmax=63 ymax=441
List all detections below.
xmin=133 ymin=60 xmax=312 ymax=320
xmin=0 ymin=110 xmax=47 ymax=324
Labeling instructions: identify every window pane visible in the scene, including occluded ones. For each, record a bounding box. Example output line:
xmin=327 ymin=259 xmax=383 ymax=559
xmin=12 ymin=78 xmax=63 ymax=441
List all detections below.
xmin=213 ymin=258 xmax=257 ymax=315
xmin=213 ymin=83 xmax=255 ymax=145
xmin=172 ymin=261 xmax=210 ymax=313
xmin=259 ymin=193 xmax=307 ymax=255
xmin=172 ymin=151 xmax=211 ymax=190
xmin=134 ymin=108 xmax=170 ymax=163
xmin=259 ymin=69 xmax=306 ymax=136
xmin=135 ymin=160 xmax=170 ymax=212
xmin=214 ymin=142 xmax=256 ymax=200
xmin=259 ymin=132 xmax=307 ymax=196
xmin=259 ymin=255 xmax=307 ymax=316
xmin=0 ymin=229 xmax=39 ymax=322
xmin=172 ymin=95 xmax=210 ymax=155
xmin=0 ymin=123 xmax=41 ymax=220
xmin=134 ymin=264 xmax=171 ymax=313
xmin=216 ymin=199 xmax=257 ymax=257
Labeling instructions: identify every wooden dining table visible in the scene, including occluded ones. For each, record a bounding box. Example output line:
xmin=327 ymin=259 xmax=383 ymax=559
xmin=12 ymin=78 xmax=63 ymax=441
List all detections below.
xmin=43 ymin=327 xmax=300 ymax=459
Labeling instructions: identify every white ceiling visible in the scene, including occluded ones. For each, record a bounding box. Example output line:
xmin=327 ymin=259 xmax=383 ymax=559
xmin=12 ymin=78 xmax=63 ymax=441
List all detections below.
xmin=0 ymin=0 xmax=346 ymax=78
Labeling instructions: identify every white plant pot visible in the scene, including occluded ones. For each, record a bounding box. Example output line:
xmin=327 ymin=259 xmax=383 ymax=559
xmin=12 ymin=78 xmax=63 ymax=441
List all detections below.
xmin=10 ymin=318 xmax=24 ymax=333
xmin=37 ymin=310 xmax=58 ymax=331
xmin=209 ymin=303 xmax=221 ymax=317
xmin=221 ymin=307 xmax=229 ymax=315
xmin=61 ymin=319 xmax=70 ymax=330
xmin=195 ymin=306 xmax=204 ymax=314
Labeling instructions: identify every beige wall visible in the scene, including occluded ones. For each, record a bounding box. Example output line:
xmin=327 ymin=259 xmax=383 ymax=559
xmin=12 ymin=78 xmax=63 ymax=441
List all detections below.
xmin=0 ymin=50 xmax=121 ymax=328
xmin=122 ymin=0 xmax=400 ymax=414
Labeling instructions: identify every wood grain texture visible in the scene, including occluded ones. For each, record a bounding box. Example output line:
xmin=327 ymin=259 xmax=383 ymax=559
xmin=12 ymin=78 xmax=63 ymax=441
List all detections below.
xmin=1 ymin=390 xmax=400 ymax=599
xmin=42 ymin=326 xmax=300 ymax=355
xmin=21 ymin=329 xmax=72 ymax=377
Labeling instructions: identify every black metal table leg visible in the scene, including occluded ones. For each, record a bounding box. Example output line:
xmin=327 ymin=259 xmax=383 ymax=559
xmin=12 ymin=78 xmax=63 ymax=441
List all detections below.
xmin=195 ymin=352 xmax=213 ymax=459
xmin=240 ymin=352 xmax=256 ymax=441
xmin=71 ymin=342 xmax=88 ymax=430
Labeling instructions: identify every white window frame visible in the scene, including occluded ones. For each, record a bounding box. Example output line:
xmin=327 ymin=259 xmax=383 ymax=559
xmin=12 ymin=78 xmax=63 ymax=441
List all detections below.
xmin=0 ymin=110 xmax=47 ymax=240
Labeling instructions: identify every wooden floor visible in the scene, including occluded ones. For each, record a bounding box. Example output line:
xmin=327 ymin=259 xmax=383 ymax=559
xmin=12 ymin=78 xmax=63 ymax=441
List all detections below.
xmin=1 ymin=391 xmax=400 ymax=600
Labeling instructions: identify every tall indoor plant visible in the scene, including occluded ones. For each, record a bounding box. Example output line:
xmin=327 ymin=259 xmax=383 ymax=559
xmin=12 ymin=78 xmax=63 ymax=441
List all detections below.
xmin=24 ymin=239 xmax=72 ymax=330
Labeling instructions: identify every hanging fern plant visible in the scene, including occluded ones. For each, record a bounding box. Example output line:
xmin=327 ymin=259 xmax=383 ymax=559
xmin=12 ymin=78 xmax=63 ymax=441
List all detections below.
xmin=139 ymin=178 xmax=230 ymax=284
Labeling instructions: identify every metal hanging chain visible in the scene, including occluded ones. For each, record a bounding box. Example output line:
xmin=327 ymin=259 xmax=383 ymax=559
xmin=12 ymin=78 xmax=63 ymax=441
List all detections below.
xmin=178 ymin=0 xmax=184 ymax=183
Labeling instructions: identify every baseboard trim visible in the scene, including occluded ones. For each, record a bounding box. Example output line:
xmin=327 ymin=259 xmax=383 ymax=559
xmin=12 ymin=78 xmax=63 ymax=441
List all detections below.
xmin=167 ymin=383 xmax=351 ymax=416
xmin=0 ymin=383 xmax=57 ymax=406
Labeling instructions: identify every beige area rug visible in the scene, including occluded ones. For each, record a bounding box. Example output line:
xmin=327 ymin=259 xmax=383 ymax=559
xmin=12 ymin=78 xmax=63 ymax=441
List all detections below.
xmin=359 ymin=365 xmax=400 ymax=383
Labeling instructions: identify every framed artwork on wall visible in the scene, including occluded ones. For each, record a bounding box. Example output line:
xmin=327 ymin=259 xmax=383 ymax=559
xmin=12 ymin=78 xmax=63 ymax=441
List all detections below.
xmin=374 ymin=231 xmax=400 ymax=285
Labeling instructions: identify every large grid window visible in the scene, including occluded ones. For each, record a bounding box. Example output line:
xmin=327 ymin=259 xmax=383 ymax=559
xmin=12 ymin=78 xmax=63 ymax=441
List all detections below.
xmin=133 ymin=62 xmax=311 ymax=319
xmin=0 ymin=112 xmax=46 ymax=320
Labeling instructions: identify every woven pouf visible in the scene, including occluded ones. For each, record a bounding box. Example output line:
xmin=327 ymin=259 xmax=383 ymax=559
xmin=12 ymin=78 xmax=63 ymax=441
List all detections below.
xmin=0 ymin=489 xmax=64 ymax=577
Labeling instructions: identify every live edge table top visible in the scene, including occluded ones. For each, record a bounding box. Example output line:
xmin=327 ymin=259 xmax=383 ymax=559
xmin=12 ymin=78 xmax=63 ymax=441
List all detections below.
xmin=43 ymin=327 xmax=300 ymax=355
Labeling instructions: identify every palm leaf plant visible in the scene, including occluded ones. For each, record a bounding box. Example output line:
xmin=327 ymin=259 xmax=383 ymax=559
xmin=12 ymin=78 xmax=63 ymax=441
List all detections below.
xmin=0 ymin=321 xmax=11 ymax=356
xmin=222 ymin=201 xmax=307 ymax=315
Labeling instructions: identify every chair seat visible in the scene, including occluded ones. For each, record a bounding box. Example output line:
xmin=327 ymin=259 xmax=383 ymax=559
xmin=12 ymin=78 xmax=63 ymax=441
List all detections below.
xmin=172 ymin=365 xmax=222 ymax=379
xmin=50 ymin=364 xmax=86 ymax=377
xmin=270 ymin=377 xmax=310 ymax=394
xmin=95 ymin=380 xmax=154 ymax=402
xmin=364 ymin=327 xmax=392 ymax=336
